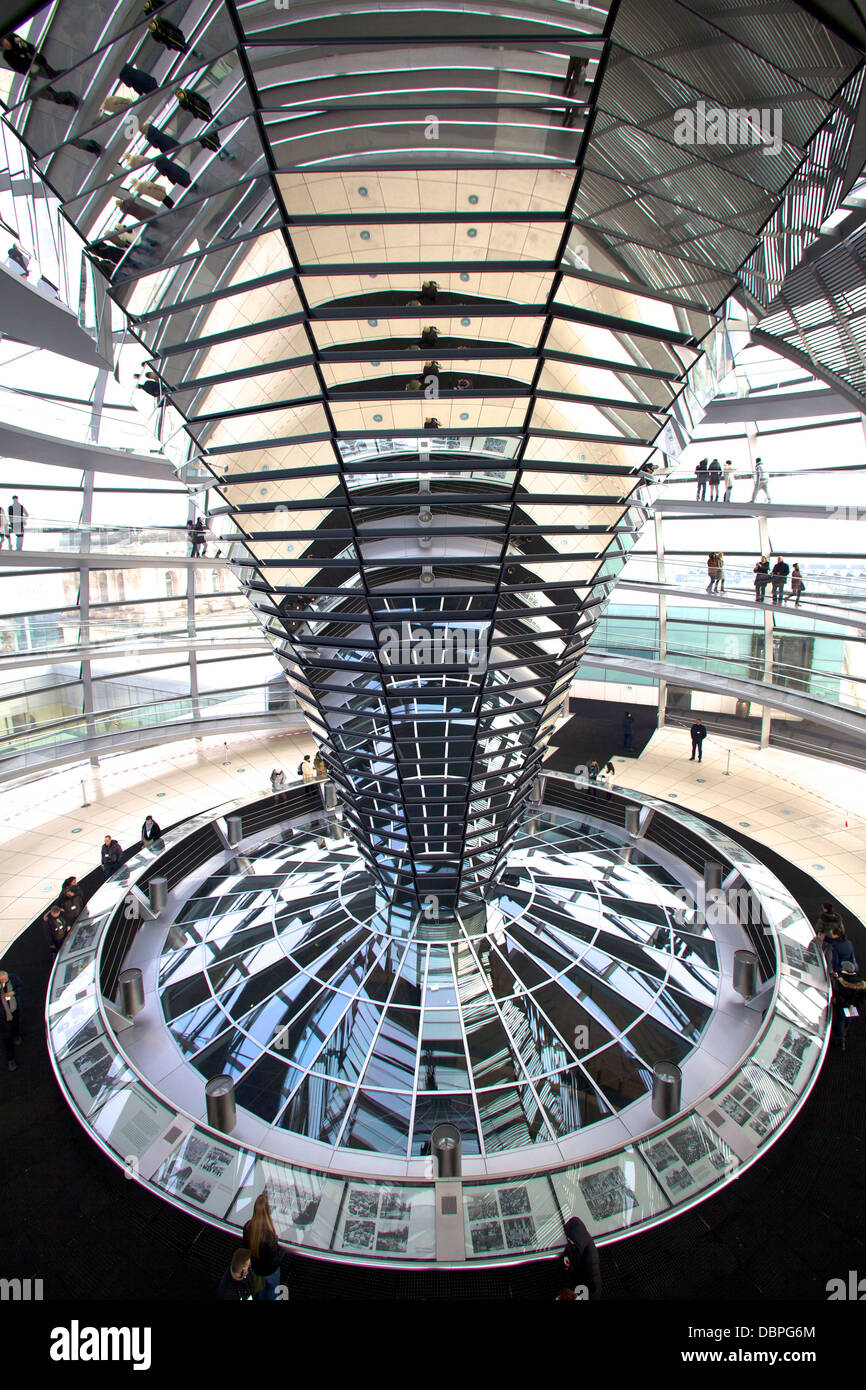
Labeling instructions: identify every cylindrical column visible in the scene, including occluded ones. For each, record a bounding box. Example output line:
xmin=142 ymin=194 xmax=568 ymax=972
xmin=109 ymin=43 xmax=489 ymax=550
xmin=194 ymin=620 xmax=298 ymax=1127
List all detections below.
xmin=705 ymin=861 xmax=723 ymax=893
xmin=651 ymin=1062 xmax=682 ymax=1120
xmin=166 ymin=923 xmax=187 ymax=951
xmin=148 ymin=877 xmax=167 ymax=914
xmin=432 ymin=1123 xmax=462 ymax=1178
xmin=625 ymin=806 xmax=640 ymax=836
xmin=226 ymin=814 xmax=243 ymax=847
xmin=119 ymin=967 xmax=145 ymax=1019
xmin=206 ymin=1075 xmax=237 ymax=1134
xmin=733 ymin=949 xmax=760 ymax=1000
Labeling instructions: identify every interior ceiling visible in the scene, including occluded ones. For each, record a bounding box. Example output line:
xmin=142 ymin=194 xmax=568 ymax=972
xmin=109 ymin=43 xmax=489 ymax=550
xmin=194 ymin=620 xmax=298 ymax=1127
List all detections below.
xmin=3 ymin=0 xmax=866 ymax=912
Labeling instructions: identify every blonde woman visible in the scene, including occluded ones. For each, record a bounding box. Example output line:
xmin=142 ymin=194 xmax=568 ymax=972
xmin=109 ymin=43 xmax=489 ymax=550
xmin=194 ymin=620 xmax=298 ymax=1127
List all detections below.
xmin=242 ymin=1192 xmax=282 ymax=1300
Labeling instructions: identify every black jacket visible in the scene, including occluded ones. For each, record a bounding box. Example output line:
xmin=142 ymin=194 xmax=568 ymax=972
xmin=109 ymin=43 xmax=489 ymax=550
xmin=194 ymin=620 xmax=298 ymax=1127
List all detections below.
xmin=141 ymin=819 xmax=162 ymax=841
xmin=44 ymin=908 xmax=69 ymax=950
xmin=242 ymin=1220 xmax=281 ymax=1277
xmin=217 ymin=1266 xmax=254 ymax=1300
xmin=690 ymin=722 xmax=707 ymax=742
xmin=556 ymin=1217 xmax=602 ymax=1299
xmin=101 ymin=839 xmax=122 ymax=868
xmin=0 ymin=972 xmax=23 ymax=1019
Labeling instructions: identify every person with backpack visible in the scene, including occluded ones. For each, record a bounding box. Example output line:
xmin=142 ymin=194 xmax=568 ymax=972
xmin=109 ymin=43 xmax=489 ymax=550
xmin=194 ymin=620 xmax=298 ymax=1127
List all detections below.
xmin=300 ymin=754 xmax=316 ymax=782
xmin=553 ymin=1216 xmax=601 ymax=1299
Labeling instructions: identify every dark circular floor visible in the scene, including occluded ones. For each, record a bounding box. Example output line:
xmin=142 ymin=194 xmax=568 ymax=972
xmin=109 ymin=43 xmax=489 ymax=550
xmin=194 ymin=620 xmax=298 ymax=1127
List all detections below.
xmin=3 ymin=819 xmax=864 ymax=1300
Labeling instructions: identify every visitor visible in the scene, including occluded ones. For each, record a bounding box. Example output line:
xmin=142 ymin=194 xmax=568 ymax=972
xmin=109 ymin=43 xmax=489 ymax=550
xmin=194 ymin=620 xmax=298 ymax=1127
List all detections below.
xmin=830 ymin=962 xmax=866 ymax=1051
xmin=708 ymin=458 xmax=721 ymax=501
xmin=689 ymin=718 xmax=707 ymax=763
xmin=9 ymin=496 xmax=27 ymax=550
xmin=716 ymin=552 xmax=725 ymax=593
xmin=420 ymin=280 xmax=439 ymax=303
xmin=815 ymin=902 xmax=843 ymax=938
xmin=147 ymin=15 xmax=193 ymax=53
xmin=59 ymin=876 xmax=84 ymax=924
xmin=420 ymin=325 xmax=439 ymax=347
xmin=300 ymin=754 xmax=316 ymax=783
xmin=1 ymin=32 xmax=59 ymax=79
xmin=0 ymin=504 xmax=9 ymax=548
xmin=176 ymin=88 xmax=214 ymax=123
xmin=750 ymin=457 xmax=770 ymax=502
xmin=723 ymin=460 xmax=734 ymax=502
xmin=753 ymin=556 xmax=770 ymax=601
xmin=101 ymin=834 xmax=123 ymax=875
xmin=554 ymin=1216 xmax=601 ymax=1299
xmin=119 ymin=62 xmax=159 ymax=96
xmin=706 ymin=552 xmax=721 ymax=593
xmin=826 ymin=927 xmax=857 ymax=975
xmin=790 ymin=563 xmax=805 ymax=607
xmin=314 ymin=751 xmax=327 ymax=778
xmin=7 ymin=243 xmax=29 ymax=274
xmin=141 ymin=815 xmax=162 ymax=843
xmin=597 ymin=761 xmax=616 ymax=800
xmin=270 ymin=768 xmax=282 ymax=794
xmin=622 ymin=710 xmax=634 ymax=752
xmin=771 ymin=556 xmax=789 ymax=604
xmin=217 ymin=1248 xmax=255 ymax=1300
xmin=192 ymin=517 xmax=208 ymax=557
xmin=695 ymin=458 xmax=708 ymax=501
xmin=242 ymin=1193 xmax=283 ymax=1300
xmin=0 ymin=970 xmax=23 ymax=1071
xmin=587 ymin=758 xmax=600 ymax=798
xmin=44 ymin=902 xmax=70 ymax=955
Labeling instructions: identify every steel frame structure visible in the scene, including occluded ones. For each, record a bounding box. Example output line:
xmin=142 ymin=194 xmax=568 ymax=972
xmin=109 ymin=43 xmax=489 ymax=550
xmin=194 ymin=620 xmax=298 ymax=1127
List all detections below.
xmin=3 ymin=0 xmax=866 ymax=913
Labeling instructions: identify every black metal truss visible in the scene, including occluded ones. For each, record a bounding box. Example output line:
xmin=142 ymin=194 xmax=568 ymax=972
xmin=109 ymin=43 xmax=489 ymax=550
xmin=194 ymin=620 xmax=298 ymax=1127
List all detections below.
xmin=3 ymin=0 xmax=865 ymax=912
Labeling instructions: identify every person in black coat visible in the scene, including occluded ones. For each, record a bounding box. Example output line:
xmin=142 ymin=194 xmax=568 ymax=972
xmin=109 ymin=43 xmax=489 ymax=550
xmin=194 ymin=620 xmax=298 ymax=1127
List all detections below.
xmin=101 ymin=835 xmax=123 ymax=873
xmin=771 ymin=557 xmax=789 ymax=605
xmin=141 ymin=815 xmax=162 ymax=843
xmin=554 ymin=1217 xmax=601 ymax=1299
xmin=1 ymin=33 xmax=58 ymax=78
xmin=689 ymin=719 xmax=707 ymax=762
xmin=120 ymin=62 xmax=158 ymax=96
xmin=59 ymin=875 xmax=84 ymax=925
xmin=0 ymin=970 xmax=23 ymax=1070
xmin=622 ymin=710 xmax=634 ymax=752
xmin=43 ymin=903 xmax=70 ymax=955
xmin=217 ymin=1249 xmax=255 ymax=1300
xmin=830 ymin=963 xmax=866 ymax=1050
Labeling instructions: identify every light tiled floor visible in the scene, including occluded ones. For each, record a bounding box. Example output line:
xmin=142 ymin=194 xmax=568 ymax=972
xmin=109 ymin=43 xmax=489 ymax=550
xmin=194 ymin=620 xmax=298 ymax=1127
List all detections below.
xmin=0 ymin=727 xmax=317 ymax=952
xmin=2 ymin=722 xmax=865 ymax=955
xmin=614 ymin=727 xmax=866 ymax=928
